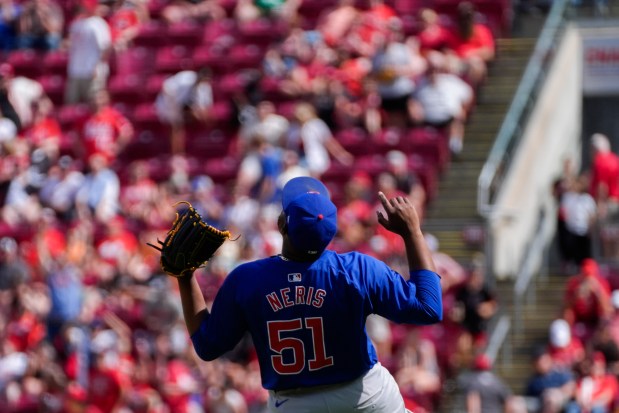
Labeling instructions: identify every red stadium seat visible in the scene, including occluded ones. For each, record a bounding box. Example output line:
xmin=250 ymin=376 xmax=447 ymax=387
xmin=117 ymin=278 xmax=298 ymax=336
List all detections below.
xmin=113 ymin=46 xmax=155 ymax=77
xmin=186 ymin=127 xmax=234 ymax=159
xmin=56 ymin=103 xmax=90 ymax=132
xmin=336 ymin=127 xmax=371 ymax=156
xmin=166 ymin=20 xmax=204 ymax=46
xmin=133 ymin=20 xmax=169 ymax=48
xmin=154 ymin=45 xmax=195 ymax=74
xmin=227 ymin=44 xmax=266 ymax=70
xmin=237 ymin=18 xmax=288 ymax=46
xmin=6 ymin=49 xmax=43 ymax=78
xmin=132 ymin=103 xmax=161 ymax=130
xmin=108 ymin=73 xmax=148 ymax=105
xmin=38 ymin=74 xmax=66 ymax=106
xmin=406 ymin=127 xmax=450 ymax=173
xmin=41 ymin=50 xmax=69 ymax=76
xmin=202 ymin=156 xmax=240 ymax=185
xmin=201 ymin=18 xmax=237 ymax=46
xmin=193 ymin=44 xmax=232 ymax=75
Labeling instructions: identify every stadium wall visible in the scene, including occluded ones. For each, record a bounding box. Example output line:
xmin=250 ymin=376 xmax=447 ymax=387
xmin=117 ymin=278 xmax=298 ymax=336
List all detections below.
xmin=491 ymin=25 xmax=582 ymax=279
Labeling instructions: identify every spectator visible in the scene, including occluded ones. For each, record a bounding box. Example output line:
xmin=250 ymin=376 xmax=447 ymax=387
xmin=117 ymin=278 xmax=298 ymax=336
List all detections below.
xmin=234 ymin=0 xmax=301 ymax=25
xmin=408 ymin=51 xmax=474 ymax=155
xmin=557 ymin=173 xmax=597 ymax=269
xmin=39 ymin=155 xmax=85 ymax=220
xmin=563 ymin=258 xmax=613 ymax=343
xmin=16 ymin=0 xmax=64 ymax=51
xmin=416 ymin=8 xmax=453 ymax=56
xmin=64 ymin=0 xmax=112 ymax=105
xmin=161 ymin=0 xmax=225 ymax=25
xmin=315 ymin=0 xmax=359 ymax=49
xmin=77 ymin=88 xmax=134 ymax=166
xmin=393 ymin=327 xmax=442 ymax=412
xmin=0 ymin=0 xmax=21 ymax=52
xmin=22 ymin=99 xmax=61 ymax=158
xmin=107 ymin=0 xmax=148 ymax=51
xmin=460 ymin=353 xmax=517 ymax=413
xmin=525 ymin=347 xmax=576 ymax=413
xmin=237 ymin=135 xmax=282 ymax=204
xmin=446 ymin=1 xmax=495 ymax=86
xmin=372 ymin=18 xmax=425 ymax=129
xmin=119 ymin=160 xmax=161 ymax=225
xmin=590 ymin=320 xmax=619 ymax=375
xmin=386 ymin=149 xmax=426 ymax=216
xmin=547 ymin=318 xmax=586 ymax=372
xmin=0 ymin=237 xmax=30 ymax=290
xmin=565 ymin=351 xmax=619 ymax=413
xmin=451 ymin=257 xmax=498 ymax=361
xmin=589 ymin=133 xmax=619 ymax=222
xmin=0 ymin=62 xmax=51 ymax=130
xmin=75 ymin=153 xmax=121 ymax=222
xmin=291 ymin=102 xmax=353 ymax=178
xmin=155 ymin=67 xmax=214 ymax=154
xmin=238 ymin=100 xmax=290 ymax=153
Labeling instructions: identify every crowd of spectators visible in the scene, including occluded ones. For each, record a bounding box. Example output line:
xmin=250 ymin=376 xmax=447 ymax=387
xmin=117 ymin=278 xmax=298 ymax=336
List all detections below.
xmin=512 ymin=132 xmax=619 ymax=413
xmin=0 ymin=0 xmax=507 ymax=411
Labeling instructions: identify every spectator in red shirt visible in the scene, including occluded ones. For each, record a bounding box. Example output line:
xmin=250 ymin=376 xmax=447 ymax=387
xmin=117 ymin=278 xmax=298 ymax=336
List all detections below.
xmin=564 ymin=258 xmax=613 ymax=342
xmin=78 ymin=88 xmax=134 ymax=166
xmin=547 ymin=318 xmax=586 ymax=372
xmin=590 ymin=133 xmax=619 ymax=221
xmin=107 ymin=0 xmax=148 ymax=51
xmin=446 ymin=1 xmax=495 ymax=86
xmin=567 ymin=351 xmax=619 ymax=413
xmin=416 ymin=8 xmax=453 ymax=56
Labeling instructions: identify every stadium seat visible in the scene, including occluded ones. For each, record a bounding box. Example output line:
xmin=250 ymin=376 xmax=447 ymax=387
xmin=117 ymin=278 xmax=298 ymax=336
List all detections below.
xmin=228 ymin=44 xmax=266 ymax=70
xmin=41 ymin=50 xmax=69 ymax=76
xmin=336 ymin=127 xmax=371 ymax=156
xmin=133 ymin=20 xmax=169 ymax=48
xmin=6 ymin=49 xmax=42 ymax=78
xmin=202 ymin=156 xmax=240 ymax=185
xmin=108 ymin=73 xmax=148 ymax=105
xmin=154 ymin=45 xmax=195 ymax=74
xmin=131 ymin=103 xmax=161 ymax=130
xmin=56 ymin=103 xmax=90 ymax=132
xmin=212 ymin=72 xmax=247 ymax=101
xmin=166 ymin=20 xmax=204 ymax=46
xmin=186 ymin=127 xmax=234 ymax=159
xmin=237 ymin=18 xmax=288 ymax=46
xmin=193 ymin=44 xmax=233 ymax=74
xmin=408 ymin=153 xmax=439 ymax=202
xmin=405 ymin=127 xmax=450 ymax=173
xmin=113 ymin=46 xmax=155 ymax=77
xmin=38 ymin=74 xmax=66 ymax=106
xmin=201 ymin=18 xmax=237 ymax=46
xmin=353 ymin=154 xmax=389 ymax=177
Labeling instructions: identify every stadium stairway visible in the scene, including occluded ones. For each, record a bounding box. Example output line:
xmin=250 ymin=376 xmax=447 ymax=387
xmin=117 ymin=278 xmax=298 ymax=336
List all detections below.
xmin=423 ymin=36 xmax=555 ymax=412
xmin=422 ymin=36 xmax=537 ymax=263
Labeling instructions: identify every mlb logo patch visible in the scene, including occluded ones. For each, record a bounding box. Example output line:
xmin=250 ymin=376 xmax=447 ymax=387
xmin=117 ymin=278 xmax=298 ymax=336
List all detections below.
xmin=288 ymin=273 xmax=302 ymax=282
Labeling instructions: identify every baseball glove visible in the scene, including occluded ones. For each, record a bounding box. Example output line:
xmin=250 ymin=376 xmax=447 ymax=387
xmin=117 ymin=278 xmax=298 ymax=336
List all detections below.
xmin=147 ymin=201 xmax=233 ymax=277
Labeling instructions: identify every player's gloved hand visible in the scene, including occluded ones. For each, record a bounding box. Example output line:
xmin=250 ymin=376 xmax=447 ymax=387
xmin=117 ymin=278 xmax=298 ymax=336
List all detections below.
xmin=376 ymin=191 xmax=421 ymax=237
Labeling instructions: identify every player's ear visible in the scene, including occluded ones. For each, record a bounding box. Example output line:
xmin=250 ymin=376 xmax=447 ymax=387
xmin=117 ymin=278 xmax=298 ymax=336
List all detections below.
xmin=277 ymin=212 xmax=287 ymax=235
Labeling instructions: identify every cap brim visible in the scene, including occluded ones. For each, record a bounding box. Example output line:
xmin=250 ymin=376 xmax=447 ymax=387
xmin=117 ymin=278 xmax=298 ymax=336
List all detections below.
xmin=282 ymin=176 xmax=330 ymax=211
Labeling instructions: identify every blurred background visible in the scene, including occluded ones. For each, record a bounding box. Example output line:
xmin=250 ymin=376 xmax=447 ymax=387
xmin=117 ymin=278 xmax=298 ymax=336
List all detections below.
xmin=1 ymin=0 xmax=619 ymax=412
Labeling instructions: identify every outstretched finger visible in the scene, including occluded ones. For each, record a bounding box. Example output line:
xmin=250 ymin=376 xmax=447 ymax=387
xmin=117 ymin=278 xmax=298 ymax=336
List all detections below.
xmin=378 ymin=192 xmax=394 ymax=213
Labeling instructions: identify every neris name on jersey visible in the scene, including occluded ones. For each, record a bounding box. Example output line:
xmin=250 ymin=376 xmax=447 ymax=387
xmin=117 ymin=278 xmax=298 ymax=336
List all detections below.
xmin=266 ymin=286 xmax=326 ymax=312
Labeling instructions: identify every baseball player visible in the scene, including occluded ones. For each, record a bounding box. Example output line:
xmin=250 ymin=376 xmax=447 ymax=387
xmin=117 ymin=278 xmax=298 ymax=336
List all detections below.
xmin=176 ymin=176 xmax=443 ymax=412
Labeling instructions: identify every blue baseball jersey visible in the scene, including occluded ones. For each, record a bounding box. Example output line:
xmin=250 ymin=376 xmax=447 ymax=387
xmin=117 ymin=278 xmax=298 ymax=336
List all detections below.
xmin=191 ymin=250 xmax=442 ymax=391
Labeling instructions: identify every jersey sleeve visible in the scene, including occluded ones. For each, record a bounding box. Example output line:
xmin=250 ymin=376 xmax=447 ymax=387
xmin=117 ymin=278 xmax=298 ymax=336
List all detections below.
xmin=362 ymin=255 xmax=442 ymax=325
xmin=190 ymin=270 xmax=248 ymax=361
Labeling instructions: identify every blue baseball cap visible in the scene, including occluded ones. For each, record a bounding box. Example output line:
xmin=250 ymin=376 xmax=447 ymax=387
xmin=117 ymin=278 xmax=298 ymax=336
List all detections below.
xmin=282 ymin=177 xmax=337 ymax=256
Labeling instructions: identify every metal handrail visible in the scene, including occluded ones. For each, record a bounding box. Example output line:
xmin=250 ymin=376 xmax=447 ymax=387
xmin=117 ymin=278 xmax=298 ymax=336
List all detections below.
xmin=477 ymin=0 xmax=571 ymax=218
